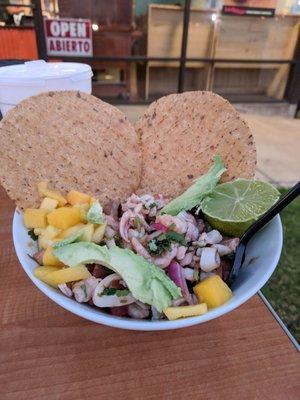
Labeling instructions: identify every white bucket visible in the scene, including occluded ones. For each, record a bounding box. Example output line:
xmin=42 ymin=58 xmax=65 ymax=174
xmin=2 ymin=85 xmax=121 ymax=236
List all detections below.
xmin=0 ymin=60 xmax=93 ymax=116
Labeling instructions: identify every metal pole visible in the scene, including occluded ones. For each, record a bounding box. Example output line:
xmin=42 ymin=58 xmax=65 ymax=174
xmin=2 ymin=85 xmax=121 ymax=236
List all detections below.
xmin=178 ymin=0 xmax=191 ymax=93
xmin=32 ymin=0 xmax=48 ymax=60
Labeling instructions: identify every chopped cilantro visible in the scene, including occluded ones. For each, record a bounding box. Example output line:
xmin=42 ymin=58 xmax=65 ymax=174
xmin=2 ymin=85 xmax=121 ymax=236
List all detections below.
xmin=148 ymin=202 xmax=156 ymax=209
xmin=165 ymin=231 xmax=187 ymax=246
xmin=28 ymin=229 xmax=38 ymax=241
xmin=148 ymin=240 xmax=159 ymax=253
xmin=101 ymin=288 xmax=130 ymax=297
xmin=147 ymin=231 xmax=187 ymax=256
xmin=116 ymin=289 xmax=130 ymax=297
xmin=147 ymin=235 xmax=171 ymax=256
xmin=102 ymin=287 xmax=116 ymax=296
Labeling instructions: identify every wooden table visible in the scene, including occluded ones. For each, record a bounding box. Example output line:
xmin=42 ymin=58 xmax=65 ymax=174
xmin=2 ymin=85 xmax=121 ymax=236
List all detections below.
xmin=0 ymin=188 xmax=299 ymax=399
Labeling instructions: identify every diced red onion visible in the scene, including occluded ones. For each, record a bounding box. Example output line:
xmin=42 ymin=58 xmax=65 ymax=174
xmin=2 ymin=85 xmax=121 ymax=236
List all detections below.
xmin=152 ymin=222 xmax=168 ymax=232
xmin=167 ymin=261 xmax=193 ymax=304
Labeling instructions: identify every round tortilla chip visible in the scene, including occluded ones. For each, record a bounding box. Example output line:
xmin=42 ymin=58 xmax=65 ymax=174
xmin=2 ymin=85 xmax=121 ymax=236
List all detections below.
xmin=135 ymin=91 xmax=256 ymax=197
xmin=0 ymin=91 xmax=141 ymax=209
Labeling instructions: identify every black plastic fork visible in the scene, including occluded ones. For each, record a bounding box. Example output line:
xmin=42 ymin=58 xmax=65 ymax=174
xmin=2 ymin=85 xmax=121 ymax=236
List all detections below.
xmin=228 ymin=181 xmax=300 ymax=287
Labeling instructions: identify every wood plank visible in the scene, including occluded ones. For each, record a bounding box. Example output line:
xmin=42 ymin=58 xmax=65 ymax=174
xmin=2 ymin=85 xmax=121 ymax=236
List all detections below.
xmin=215 ymin=14 xmax=299 ymax=61
xmin=267 ymin=19 xmax=300 ymax=99
xmin=0 ymin=187 xmax=299 ymax=399
xmin=147 ymin=5 xmax=213 ymax=68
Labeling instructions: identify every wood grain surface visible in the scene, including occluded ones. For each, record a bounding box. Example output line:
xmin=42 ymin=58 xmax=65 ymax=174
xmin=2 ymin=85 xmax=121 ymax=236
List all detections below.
xmin=0 ymin=187 xmax=299 ymax=400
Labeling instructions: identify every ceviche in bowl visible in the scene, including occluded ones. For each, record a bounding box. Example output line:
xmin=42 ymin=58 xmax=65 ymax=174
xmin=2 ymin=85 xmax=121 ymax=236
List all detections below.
xmin=13 ymin=156 xmax=282 ymax=330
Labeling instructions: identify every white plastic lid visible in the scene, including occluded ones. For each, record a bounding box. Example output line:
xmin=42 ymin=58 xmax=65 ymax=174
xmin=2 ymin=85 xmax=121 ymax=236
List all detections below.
xmin=0 ymin=60 xmax=93 ymax=85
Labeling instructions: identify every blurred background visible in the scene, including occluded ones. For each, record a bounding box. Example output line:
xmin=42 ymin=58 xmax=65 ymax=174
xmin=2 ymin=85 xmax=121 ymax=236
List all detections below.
xmin=0 ymin=0 xmax=299 ymax=342
xmin=0 ymin=0 xmax=300 ymax=115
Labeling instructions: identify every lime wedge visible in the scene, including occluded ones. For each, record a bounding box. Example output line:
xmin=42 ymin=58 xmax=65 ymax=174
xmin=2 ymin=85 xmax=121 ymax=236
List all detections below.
xmin=201 ymin=179 xmax=280 ymax=237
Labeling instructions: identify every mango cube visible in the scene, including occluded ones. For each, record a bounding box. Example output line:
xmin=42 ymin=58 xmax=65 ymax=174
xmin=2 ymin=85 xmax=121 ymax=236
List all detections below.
xmin=57 ymin=223 xmax=85 ymax=239
xmin=35 ymin=265 xmax=91 ymax=287
xmin=47 ymin=207 xmax=82 ymax=230
xmin=42 ymin=247 xmax=64 ymax=267
xmin=38 ymin=181 xmax=67 ymax=206
xmin=67 ymin=190 xmax=91 ymax=205
xmin=73 ymin=203 xmax=90 ymax=223
xmin=80 ymin=223 xmax=94 ymax=241
xmin=34 ymin=266 xmax=61 ymax=281
xmin=40 ymin=197 xmax=58 ymax=212
xmin=92 ymin=222 xmax=107 ymax=243
xmin=38 ymin=225 xmax=61 ymax=249
xmin=193 ymin=275 xmax=233 ymax=309
xmin=24 ymin=208 xmax=48 ymax=229
xmin=164 ymin=303 xmax=207 ymax=320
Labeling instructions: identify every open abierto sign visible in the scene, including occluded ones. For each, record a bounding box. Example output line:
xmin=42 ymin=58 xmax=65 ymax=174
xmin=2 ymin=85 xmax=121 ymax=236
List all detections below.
xmin=44 ymin=18 xmax=93 ymax=57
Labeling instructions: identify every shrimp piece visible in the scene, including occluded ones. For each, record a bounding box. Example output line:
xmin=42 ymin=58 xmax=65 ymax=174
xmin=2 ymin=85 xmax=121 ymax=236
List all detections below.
xmin=32 ymin=250 xmax=45 ymax=265
xmin=180 ymin=251 xmax=194 ymax=266
xmin=183 ymin=267 xmax=195 ymax=281
xmin=128 ymin=301 xmax=150 ymax=319
xmin=128 ymin=229 xmax=140 ymax=239
xmin=73 ymin=276 xmax=99 ymax=303
xmin=105 ymin=215 xmax=119 ymax=231
xmin=134 ymin=203 xmax=143 ymax=214
xmin=148 ymin=206 xmax=157 ymax=218
xmin=171 ymin=298 xmax=187 ymax=307
xmin=177 ymin=211 xmax=199 ymax=241
xmin=155 ymin=194 xmax=167 ymax=210
xmin=212 ymin=243 xmax=232 ymax=256
xmin=58 ymin=283 xmax=73 ymax=298
xmin=200 ymin=247 xmax=221 ymax=272
xmin=177 ymin=211 xmax=197 ymax=225
xmin=93 ymin=274 xmax=135 ymax=307
xmin=191 ymin=255 xmax=200 ymax=268
xmin=131 ymin=237 xmax=152 ymax=260
xmin=119 ymin=210 xmax=135 ymax=242
xmin=137 ymin=214 xmax=151 ymax=231
xmin=152 ymin=244 xmax=178 ymax=268
xmin=122 ymin=194 xmax=141 ymax=212
xmin=140 ymin=194 xmax=154 ymax=203
xmin=156 ymin=214 xmax=187 ymax=234
xmin=176 ymin=245 xmax=187 ymax=261
xmin=200 ymin=271 xmax=216 ymax=281
xmin=221 ymin=238 xmax=240 ymax=252
xmin=196 ymin=230 xmax=223 ymax=246
xmin=146 ymin=230 xmax=162 ymax=241
xmin=185 ymin=223 xmax=199 ymax=242
xmin=105 ymin=225 xmax=116 ymax=239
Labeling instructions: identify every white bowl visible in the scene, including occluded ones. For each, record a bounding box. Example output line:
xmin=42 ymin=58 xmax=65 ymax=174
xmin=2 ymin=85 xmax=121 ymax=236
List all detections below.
xmin=13 ymin=210 xmax=283 ymax=331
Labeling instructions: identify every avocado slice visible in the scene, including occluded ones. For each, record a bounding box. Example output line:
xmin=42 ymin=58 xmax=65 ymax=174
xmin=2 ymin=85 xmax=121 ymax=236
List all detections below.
xmin=160 ymin=155 xmax=226 ymax=216
xmin=87 ymin=200 xmax=104 ymax=224
xmin=54 ymin=242 xmax=181 ymax=311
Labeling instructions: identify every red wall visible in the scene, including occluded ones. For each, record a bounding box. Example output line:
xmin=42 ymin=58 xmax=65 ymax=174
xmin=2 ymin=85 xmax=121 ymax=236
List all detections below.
xmin=0 ymin=28 xmax=38 ymax=59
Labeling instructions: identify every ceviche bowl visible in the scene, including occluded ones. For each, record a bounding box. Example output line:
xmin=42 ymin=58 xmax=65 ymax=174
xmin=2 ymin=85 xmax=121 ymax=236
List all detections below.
xmin=13 ymin=209 xmax=283 ymax=331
